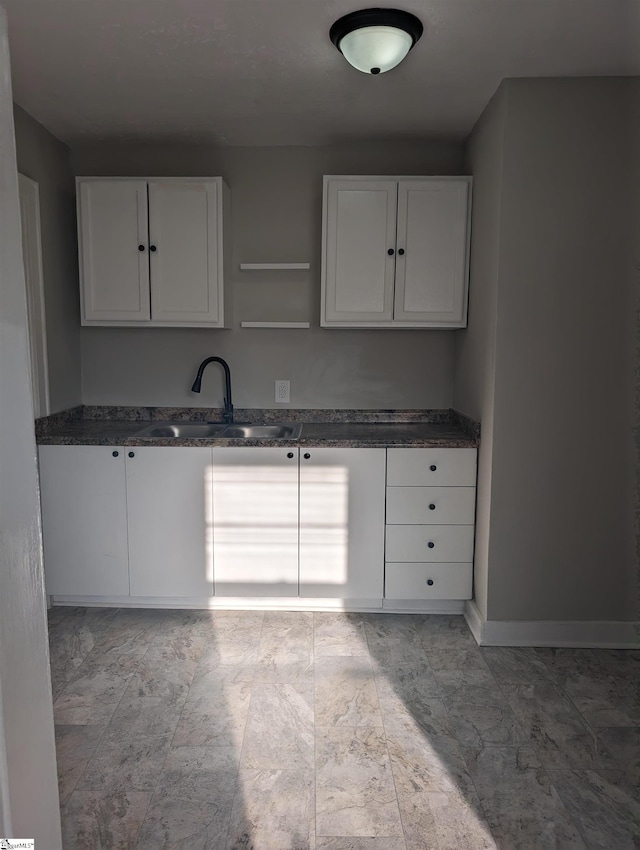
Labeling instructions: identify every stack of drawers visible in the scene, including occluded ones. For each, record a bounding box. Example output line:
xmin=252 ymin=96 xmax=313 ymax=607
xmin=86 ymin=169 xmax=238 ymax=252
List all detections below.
xmin=385 ymin=448 xmax=477 ymax=600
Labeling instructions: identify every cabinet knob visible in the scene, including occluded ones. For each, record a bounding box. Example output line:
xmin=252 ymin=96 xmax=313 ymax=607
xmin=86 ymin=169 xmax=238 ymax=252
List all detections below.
xmin=387 ymin=248 xmax=394 ymax=256
xmin=112 ymin=450 xmax=119 ymax=457
xmin=287 ymin=452 xmax=294 ymax=459
xmin=427 ymin=579 xmax=434 ymax=586
xmin=149 ymin=245 xmax=157 ymax=252
xmin=128 ymin=451 xmax=135 ymax=458
xmin=429 ymin=503 xmax=436 ymax=511
xmin=138 ymin=244 xmax=145 ymax=252
xmin=398 ymin=248 xmax=405 ymax=256
xmin=304 ymin=453 xmax=311 ymax=460
xmin=430 ymin=464 xmax=437 ymax=471
xmin=428 ymin=541 xmax=435 ymax=549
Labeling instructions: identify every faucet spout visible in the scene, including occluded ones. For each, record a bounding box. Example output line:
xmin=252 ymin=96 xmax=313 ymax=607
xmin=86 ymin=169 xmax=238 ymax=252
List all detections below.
xmin=191 ymin=356 xmax=234 ymax=423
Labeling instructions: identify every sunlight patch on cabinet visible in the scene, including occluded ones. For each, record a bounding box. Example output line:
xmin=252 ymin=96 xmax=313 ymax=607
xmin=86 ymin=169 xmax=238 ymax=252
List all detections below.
xmin=299 ymin=465 xmax=349 ymax=589
xmin=213 ymin=463 xmax=300 ymax=596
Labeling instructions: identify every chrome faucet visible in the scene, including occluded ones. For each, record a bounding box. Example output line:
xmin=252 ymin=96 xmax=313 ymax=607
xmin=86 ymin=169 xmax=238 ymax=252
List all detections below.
xmin=191 ymin=356 xmax=234 ymax=423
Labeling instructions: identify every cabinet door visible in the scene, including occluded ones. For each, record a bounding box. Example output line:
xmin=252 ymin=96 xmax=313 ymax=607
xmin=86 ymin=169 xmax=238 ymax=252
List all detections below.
xmin=212 ymin=448 xmax=299 ymax=596
xmin=38 ymin=445 xmax=129 ymax=596
xmin=78 ymin=179 xmax=151 ymax=322
xmin=394 ymin=179 xmax=470 ymax=326
xmin=299 ymin=448 xmax=385 ymax=599
xmin=149 ymin=180 xmax=224 ymax=325
xmin=322 ymin=179 xmax=397 ymax=324
xmin=126 ymin=447 xmax=214 ymax=597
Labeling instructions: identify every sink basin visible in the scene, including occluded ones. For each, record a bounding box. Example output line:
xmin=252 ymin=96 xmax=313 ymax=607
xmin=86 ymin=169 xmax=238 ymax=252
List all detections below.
xmin=134 ymin=422 xmax=229 ymax=439
xmin=133 ymin=422 xmax=302 ymax=440
xmin=222 ymin=423 xmax=303 ymax=439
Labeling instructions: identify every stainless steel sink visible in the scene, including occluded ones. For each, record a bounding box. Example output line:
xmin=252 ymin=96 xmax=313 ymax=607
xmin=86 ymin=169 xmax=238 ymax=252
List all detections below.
xmin=222 ymin=423 xmax=303 ymax=439
xmin=133 ymin=421 xmax=302 ymax=440
xmin=134 ymin=422 xmax=230 ymax=438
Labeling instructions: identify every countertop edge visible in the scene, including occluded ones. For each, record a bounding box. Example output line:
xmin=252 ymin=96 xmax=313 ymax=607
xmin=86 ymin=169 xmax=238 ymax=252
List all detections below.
xmin=35 ymin=407 xmax=480 ymax=449
xmin=36 ymin=435 xmax=479 ymax=449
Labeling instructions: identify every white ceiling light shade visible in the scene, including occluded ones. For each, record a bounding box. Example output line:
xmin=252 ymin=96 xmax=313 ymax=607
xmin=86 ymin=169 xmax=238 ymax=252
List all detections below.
xmin=330 ymin=8 xmax=423 ymax=75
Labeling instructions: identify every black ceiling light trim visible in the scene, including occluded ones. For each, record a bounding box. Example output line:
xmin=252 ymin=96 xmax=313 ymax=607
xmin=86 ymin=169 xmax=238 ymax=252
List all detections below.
xmin=330 ymin=8 xmax=424 ymax=54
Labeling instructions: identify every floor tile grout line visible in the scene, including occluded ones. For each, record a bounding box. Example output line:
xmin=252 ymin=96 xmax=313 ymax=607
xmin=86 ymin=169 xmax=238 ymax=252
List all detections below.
xmin=542 ymin=768 xmax=600 ymax=850
xmin=55 ymin=607 xmax=171 ymax=838
xmin=312 ymin=612 xmax=317 ymax=850
xmin=220 ymin=612 xmax=265 ymax=848
xmin=127 ymin=609 xmax=212 ymax=847
xmin=417 ymin=619 xmax=505 ymax=848
xmin=465 ymin=644 xmax=611 ymax=847
xmin=369 ymin=630 xmax=409 ymax=850
xmin=529 ymin=648 xmax=624 ymax=768
xmin=406 ymin=616 xmax=501 ymax=846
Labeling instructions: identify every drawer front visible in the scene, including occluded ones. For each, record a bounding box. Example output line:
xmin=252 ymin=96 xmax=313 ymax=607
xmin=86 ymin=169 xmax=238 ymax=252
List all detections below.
xmin=385 ymin=563 xmax=473 ymax=600
xmin=385 ymin=524 xmax=474 ymax=563
xmin=387 ymin=448 xmax=477 ymax=487
xmin=386 ymin=486 xmax=476 ymax=525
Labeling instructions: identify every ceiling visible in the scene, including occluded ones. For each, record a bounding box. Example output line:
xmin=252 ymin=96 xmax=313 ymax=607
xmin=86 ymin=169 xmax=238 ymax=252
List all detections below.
xmin=2 ymin=0 xmax=639 ymax=147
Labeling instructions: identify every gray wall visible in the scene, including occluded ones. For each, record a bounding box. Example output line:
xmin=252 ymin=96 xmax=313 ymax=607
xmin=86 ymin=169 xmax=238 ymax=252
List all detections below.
xmin=454 ymin=85 xmax=508 ymax=620
xmin=455 ymin=78 xmax=639 ymax=623
xmin=71 ymin=142 xmax=464 ymax=409
xmin=14 ymin=105 xmax=81 ymax=413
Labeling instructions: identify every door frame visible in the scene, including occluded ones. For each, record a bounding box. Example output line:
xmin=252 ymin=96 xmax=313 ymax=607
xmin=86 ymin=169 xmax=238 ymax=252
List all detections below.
xmin=18 ymin=173 xmax=50 ymax=419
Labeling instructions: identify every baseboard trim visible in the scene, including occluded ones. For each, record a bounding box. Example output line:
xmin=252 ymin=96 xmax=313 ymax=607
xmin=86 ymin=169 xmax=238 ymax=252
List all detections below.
xmin=49 ymin=595 xmax=466 ymax=615
xmin=463 ymin=600 xmax=640 ymax=648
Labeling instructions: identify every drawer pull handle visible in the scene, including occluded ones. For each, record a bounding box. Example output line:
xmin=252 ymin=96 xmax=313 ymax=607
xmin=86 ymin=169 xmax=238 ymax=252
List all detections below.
xmin=112 ymin=450 xmax=119 ymax=457
xmin=426 ymin=579 xmax=434 ymax=586
xmin=128 ymin=451 xmax=135 ymax=458
xmin=429 ymin=503 xmax=436 ymax=510
xmin=430 ymin=464 xmax=437 ymax=471
xmin=304 ymin=452 xmax=311 ymax=460
xmin=287 ymin=452 xmax=294 ymax=459
xmin=427 ymin=541 xmax=435 ymax=548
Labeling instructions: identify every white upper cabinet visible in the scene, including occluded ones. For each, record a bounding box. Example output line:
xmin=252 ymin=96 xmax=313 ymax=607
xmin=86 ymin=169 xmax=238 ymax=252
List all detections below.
xmin=321 ymin=176 xmax=471 ymax=328
xmin=77 ymin=177 xmax=228 ymax=327
xmin=323 ymin=180 xmax=397 ymax=323
xmin=78 ymin=180 xmax=151 ymax=322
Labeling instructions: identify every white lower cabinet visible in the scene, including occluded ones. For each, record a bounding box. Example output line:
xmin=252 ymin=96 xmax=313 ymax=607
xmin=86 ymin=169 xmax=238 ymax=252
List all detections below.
xmin=39 ymin=444 xmax=214 ymax=599
xmin=212 ymin=446 xmax=386 ymax=601
xmin=212 ymin=447 xmax=299 ymax=597
xmin=384 ymin=448 xmax=477 ymax=602
xmin=126 ymin=447 xmax=214 ymax=597
xmin=38 ymin=443 xmax=475 ymax=607
xmin=38 ymin=445 xmax=130 ymax=596
xmin=299 ymin=448 xmax=386 ymax=599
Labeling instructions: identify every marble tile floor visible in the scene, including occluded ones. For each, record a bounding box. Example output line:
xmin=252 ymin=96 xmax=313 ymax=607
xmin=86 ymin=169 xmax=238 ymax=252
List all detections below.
xmin=48 ymin=607 xmax=640 ymax=849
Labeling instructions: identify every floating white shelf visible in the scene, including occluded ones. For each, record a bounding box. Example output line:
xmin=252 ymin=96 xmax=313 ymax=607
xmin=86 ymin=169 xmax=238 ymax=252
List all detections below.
xmin=240 ymin=321 xmax=310 ymax=329
xmin=239 ymin=262 xmax=311 ymax=271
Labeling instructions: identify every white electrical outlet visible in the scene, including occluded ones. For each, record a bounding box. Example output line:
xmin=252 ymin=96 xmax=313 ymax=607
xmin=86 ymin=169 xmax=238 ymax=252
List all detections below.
xmin=275 ymin=380 xmax=290 ymax=403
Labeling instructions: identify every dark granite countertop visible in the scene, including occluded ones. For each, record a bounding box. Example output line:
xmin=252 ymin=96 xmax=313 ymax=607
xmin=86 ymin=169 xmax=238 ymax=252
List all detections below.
xmin=36 ymin=407 xmax=480 ymax=449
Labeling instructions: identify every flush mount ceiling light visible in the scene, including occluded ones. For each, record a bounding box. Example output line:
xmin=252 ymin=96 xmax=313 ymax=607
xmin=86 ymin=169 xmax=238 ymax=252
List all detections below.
xmin=330 ymin=7 xmax=423 ymax=75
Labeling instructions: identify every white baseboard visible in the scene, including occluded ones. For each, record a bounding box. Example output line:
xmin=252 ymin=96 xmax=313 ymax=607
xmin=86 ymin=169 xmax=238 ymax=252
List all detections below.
xmin=382 ymin=599 xmax=465 ymax=614
xmin=50 ymin=595 xmax=465 ymax=615
xmin=51 ymin=595 xmax=381 ymax=612
xmin=464 ymin=600 xmax=640 ymax=648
